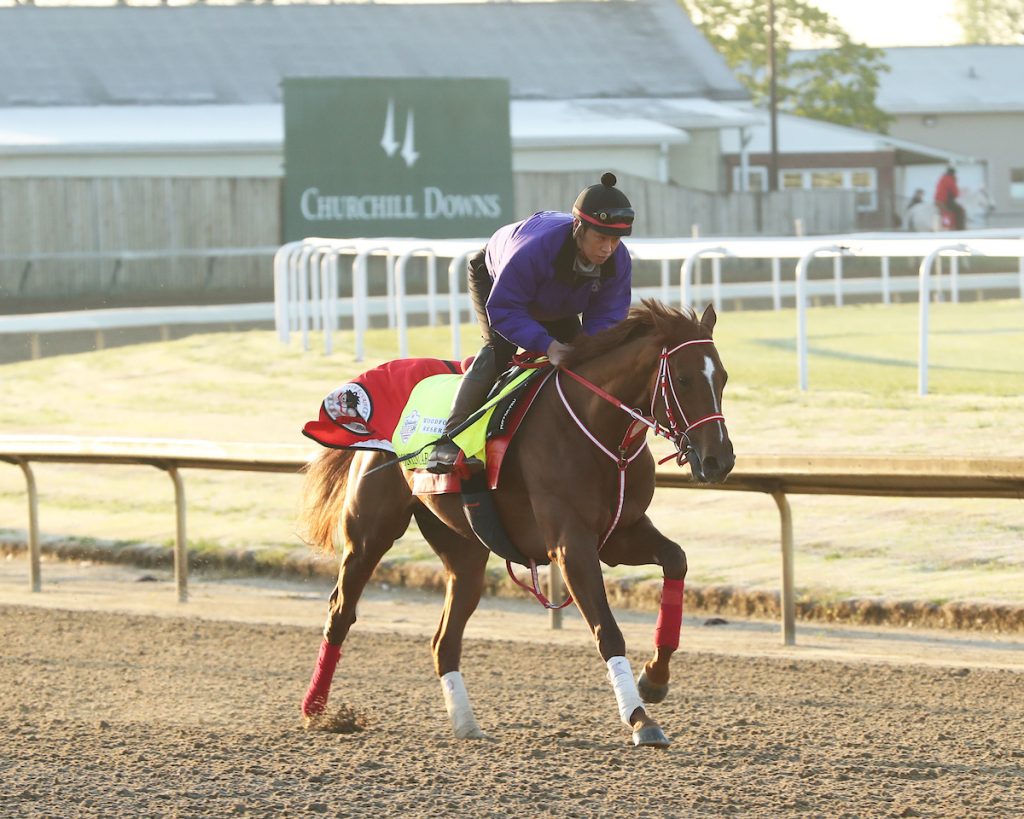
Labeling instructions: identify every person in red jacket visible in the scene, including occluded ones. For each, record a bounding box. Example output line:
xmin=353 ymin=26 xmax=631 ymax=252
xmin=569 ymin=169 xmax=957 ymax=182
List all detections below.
xmin=934 ymin=167 xmax=966 ymax=230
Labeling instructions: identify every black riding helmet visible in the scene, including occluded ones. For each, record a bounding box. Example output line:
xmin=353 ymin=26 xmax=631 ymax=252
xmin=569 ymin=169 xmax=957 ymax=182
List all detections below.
xmin=572 ymin=172 xmax=635 ymax=237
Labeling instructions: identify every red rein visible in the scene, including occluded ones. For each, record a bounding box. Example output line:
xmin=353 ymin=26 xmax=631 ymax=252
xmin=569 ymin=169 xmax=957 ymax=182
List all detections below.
xmin=506 ymin=344 xmax=725 ymax=612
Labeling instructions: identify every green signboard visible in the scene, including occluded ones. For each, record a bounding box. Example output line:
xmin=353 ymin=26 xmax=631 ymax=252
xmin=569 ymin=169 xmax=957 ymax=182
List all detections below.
xmin=283 ymin=77 xmax=514 ymax=241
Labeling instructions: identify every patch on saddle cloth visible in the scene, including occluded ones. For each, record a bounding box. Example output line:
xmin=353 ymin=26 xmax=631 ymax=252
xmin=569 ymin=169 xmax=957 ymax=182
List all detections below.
xmin=409 ymin=367 xmax=553 ymax=495
xmin=302 ymin=358 xmax=462 ymax=451
xmin=393 ymin=367 xmax=540 ymax=471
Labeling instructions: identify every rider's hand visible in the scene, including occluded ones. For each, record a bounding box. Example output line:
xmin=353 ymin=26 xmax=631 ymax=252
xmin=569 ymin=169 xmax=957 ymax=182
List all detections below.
xmin=545 ymin=340 xmax=572 ymax=368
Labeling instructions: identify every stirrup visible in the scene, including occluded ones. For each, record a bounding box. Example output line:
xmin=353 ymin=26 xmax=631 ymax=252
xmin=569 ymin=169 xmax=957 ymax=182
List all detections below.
xmin=425 ymin=438 xmax=461 ymax=474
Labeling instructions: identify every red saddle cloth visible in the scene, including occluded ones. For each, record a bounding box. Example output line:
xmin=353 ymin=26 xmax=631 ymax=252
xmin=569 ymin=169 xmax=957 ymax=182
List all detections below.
xmin=302 ymin=358 xmax=463 ymax=451
xmin=302 ymin=357 xmax=551 ymax=496
xmin=299 ymin=354 xmax=552 ymax=495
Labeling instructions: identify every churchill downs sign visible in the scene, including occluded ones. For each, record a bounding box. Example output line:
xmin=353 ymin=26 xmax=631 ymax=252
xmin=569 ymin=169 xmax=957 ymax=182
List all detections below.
xmin=283 ymin=77 xmax=514 ymax=240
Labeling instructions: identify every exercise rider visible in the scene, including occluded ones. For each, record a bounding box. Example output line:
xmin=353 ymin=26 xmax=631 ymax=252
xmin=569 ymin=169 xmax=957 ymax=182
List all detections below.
xmin=425 ymin=172 xmax=636 ymax=474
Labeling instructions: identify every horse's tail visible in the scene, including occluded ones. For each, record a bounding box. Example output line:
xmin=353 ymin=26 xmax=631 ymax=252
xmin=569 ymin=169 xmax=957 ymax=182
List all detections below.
xmin=298 ymin=448 xmax=357 ymax=555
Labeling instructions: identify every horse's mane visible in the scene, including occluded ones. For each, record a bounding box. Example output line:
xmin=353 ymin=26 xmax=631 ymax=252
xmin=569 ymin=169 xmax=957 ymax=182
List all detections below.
xmin=564 ymin=299 xmax=702 ymax=368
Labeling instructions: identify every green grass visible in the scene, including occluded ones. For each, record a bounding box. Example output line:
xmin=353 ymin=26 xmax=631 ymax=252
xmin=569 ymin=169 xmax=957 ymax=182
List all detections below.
xmin=1 ymin=299 xmax=1023 ymax=606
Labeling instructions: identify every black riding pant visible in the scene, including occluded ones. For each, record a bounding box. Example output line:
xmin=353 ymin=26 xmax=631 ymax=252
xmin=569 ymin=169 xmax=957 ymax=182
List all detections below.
xmin=466 ymin=249 xmax=581 ymax=372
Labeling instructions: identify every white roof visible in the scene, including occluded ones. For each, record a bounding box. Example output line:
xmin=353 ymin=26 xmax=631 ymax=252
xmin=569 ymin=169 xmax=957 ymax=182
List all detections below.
xmin=795 ymin=45 xmax=1024 ymax=115
xmin=719 ymin=108 xmax=974 ymax=164
xmin=0 ymin=105 xmax=282 ymax=154
xmin=0 ymin=98 xmax=763 ymax=155
xmin=511 ymin=101 xmax=690 ymax=148
xmin=878 ymin=45 xmax=1024 ymax=114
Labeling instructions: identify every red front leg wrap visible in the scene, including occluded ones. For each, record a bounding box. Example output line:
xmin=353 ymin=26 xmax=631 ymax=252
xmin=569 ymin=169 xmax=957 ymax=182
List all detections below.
xmin=302 ymin=640 xmax=342 ymax=716
xmin=653 ymin=577 xmax=685 ymax=650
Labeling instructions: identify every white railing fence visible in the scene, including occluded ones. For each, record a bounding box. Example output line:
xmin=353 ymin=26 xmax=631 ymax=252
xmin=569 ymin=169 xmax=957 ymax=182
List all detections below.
xmin=275 ymin=230 xmax=1024 ymax=395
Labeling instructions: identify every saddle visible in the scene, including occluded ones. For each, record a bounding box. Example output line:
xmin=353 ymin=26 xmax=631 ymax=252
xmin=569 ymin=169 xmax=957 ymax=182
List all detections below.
xmin=397 ymin=366 xmax=549 ymax=495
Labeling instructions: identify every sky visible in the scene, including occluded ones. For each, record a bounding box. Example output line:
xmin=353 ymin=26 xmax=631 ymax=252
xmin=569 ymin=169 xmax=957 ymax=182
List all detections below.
xmin=810 ymin=0 xmax=964 ymax=47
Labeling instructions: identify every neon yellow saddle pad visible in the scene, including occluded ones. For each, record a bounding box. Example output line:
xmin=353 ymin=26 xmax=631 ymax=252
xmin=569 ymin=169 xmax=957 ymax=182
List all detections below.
xmin=392 ymin=369 xmax=535 ymax=470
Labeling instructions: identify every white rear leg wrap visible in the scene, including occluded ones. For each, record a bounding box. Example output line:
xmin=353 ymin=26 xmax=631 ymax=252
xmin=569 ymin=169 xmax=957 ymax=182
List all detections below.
xmin=440 ymin=671 xmax=485 ymax=739
xmin=607 ymin=656 xmax=646 ymax=726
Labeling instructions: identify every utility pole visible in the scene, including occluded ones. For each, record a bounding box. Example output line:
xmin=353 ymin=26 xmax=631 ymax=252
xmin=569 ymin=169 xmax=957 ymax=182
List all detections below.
xmin=767 ymin=0 xmax=780 ymax=192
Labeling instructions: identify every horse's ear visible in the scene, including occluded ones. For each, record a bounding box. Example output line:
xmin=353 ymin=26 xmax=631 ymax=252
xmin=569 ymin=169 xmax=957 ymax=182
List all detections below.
xmin=700 ymin=303 xmax=717 ymax=336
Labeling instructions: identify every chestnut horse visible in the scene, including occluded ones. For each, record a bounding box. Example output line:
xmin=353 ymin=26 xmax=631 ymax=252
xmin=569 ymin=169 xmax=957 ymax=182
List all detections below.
xmin=299 ymin=300 xmax=734 ymax=747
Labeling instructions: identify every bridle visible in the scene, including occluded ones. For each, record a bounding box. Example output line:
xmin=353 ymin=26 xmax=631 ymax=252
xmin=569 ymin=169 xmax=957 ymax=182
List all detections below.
xmin=557 ymin=338 xmax=726 ymax=469
xmin=506 ymin=339 xmax=727 ymax=608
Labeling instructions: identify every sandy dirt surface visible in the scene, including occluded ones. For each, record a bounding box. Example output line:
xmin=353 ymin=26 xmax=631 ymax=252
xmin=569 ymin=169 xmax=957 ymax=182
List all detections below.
xmin=2 ymin=560 xmax=1024 ymax=818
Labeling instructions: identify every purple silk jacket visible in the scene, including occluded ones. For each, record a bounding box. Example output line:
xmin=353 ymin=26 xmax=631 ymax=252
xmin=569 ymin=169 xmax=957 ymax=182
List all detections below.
xmin=483 ymin=211 xmax=632 ymax=354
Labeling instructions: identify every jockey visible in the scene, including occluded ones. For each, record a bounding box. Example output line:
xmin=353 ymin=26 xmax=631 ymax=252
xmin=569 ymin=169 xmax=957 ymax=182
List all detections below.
xmin=425 ymin=172 xmax=635 ymax=474
xmin=934 ymin=167 xmax=966 ymax=230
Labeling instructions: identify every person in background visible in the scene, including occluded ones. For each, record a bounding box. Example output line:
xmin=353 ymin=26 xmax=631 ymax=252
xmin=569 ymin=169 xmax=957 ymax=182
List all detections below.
xmin=902 ymin=188 xmax=927 ymax=231
xmin=425 ymin=172 xmax=635 ymax=474
xmin=934 ymin=167 xmax=966 ymax=230
xmin=966 ymin=186 xmax=996 ymax=229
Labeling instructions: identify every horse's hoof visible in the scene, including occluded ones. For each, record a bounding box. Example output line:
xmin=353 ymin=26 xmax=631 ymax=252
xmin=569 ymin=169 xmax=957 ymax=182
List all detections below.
xmin=637 ymin=668 xmax=669 ymax=704
xmin=454 ymin=725 xmax=489 ymax=740
xmin=632 ymin=725 xmax=671 ymax=748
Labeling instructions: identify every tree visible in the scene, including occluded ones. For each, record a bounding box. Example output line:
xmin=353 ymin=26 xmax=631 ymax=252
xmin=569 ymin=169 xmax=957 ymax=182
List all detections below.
xmin=955 ymin=0 xmax=1024 ymax=43
xmin=680 ymin=0 xmax=893 ymax=133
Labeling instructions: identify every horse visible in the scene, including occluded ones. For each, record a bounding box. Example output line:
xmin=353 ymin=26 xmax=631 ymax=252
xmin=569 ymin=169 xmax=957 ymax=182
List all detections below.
xmin=298 ymin=299 xmax=735 ymax=747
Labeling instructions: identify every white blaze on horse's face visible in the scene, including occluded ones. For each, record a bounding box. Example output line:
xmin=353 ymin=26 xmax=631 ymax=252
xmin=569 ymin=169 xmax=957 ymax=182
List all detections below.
xmin=701 ymin=354 xmax=722 ymax=414
xmin=682 ymin=346 xmax=733 ymax=482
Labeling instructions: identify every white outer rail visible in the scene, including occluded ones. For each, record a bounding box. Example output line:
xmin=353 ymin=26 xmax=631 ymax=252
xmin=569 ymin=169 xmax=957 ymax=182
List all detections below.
xmin=276 ymin=232 xmax=1024 ymax=382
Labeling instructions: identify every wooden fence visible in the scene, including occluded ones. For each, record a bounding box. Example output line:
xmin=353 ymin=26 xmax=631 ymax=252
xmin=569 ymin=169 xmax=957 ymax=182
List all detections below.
xmin=3 ymin=436 xmax=1021 ymax=645
xmin=0 ymin=172 xmax=857 ymax=309
xmin=514 ymin=171 xmax=858 ymax=237
xmin=0 ymin=177 xmax=282 ymax=304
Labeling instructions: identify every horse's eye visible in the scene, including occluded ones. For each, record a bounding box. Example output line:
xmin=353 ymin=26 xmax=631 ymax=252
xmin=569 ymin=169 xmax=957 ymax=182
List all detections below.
xmin=677 ymin=376 xmax=691 ymax=390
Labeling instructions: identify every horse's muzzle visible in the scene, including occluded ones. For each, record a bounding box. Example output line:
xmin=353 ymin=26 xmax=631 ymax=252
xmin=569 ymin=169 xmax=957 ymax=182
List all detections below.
xmin=688 ymin=441 xmax=735 ymax=484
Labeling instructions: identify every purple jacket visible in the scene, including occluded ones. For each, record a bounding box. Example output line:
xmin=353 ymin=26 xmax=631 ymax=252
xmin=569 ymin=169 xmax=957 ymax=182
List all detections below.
xmin=483 ymin=211 xmax=632 ymax=354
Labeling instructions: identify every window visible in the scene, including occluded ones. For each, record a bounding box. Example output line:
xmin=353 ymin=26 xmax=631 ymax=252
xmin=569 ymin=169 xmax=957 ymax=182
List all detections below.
xmin=731 ymin=166 xmax=768 ymax=192
xmin=777 ymin=168 xmax=878 ymax=212
xmin=1011 ymin=169 xmax=1024 ymax=200
xmin=811 ymin=171 xmax=844 ymax=189
xmin=781 ymin=171 xmax=804 ymax=190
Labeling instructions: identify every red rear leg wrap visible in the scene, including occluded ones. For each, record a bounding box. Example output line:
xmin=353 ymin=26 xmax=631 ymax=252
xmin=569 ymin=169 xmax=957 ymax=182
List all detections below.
xmin=653 ymin=578 xmax=685 ymax=650
xmin=302 ymin=640 xmax=342 ymax=716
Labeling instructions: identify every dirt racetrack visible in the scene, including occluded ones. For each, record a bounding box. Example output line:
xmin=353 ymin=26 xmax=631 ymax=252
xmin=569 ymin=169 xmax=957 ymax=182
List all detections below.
xmin=3 ymin=581 xmax=1024 ymax=818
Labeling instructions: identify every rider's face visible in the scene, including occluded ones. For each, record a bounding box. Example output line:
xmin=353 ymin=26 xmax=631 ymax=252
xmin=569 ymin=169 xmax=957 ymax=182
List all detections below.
xmin=577 ymin=227 xmax=621 ymax=266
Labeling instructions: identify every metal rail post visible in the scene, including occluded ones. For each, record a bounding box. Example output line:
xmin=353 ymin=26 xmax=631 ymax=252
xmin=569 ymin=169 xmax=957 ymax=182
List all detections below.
xmin=794 ymin=244 xmax=848 ymax=391
xmin=548 ymin=564 xmax=565 ymax=630
xmin=163 ymin=465 xmax=188 ymax=604
xmin=771 ymin=257 xmax=781 ymax=310
xmin=273 ymin=241 xmax=304 ymax=344
xmin=16 ymin=459 xmax=41 ymax=593
xmin=918 ymin=244 xmax=971 ymax=396
xmin=680 ymin=247 xmax=729 ymax=309
xmin=447 ymin=252 xmax=471 ymax=361
xmin=395 ymin=248 xmax=433 ymax=359
xmin=771 ymin=487 xmax=795 ymax=646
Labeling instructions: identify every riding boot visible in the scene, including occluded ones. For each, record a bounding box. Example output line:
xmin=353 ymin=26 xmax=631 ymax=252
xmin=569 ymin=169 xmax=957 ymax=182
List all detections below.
xmin=426 ymin=347 xmax=497 ymax=474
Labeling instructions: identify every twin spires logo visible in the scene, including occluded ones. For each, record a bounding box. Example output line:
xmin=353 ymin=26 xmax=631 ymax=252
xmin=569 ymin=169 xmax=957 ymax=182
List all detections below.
xmin=283 ymin=77 xmax=512 ymax=238
xmin=380 ymin=99 xmax=419 ymax=168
